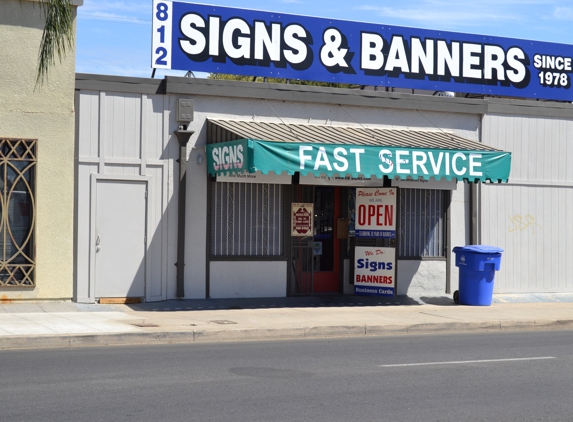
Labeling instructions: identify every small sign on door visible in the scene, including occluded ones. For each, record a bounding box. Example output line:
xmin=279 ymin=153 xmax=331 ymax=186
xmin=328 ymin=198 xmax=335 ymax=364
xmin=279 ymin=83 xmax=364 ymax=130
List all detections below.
xmin=313 ymin=242 xmax=322 ymax=255
xmin=291 ymin=203 xmax=313 ymax=236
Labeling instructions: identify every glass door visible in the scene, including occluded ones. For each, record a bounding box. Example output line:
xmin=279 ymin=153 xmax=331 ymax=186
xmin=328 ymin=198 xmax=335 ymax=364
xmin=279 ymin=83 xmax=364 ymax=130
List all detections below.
xmin=312 ymin=186 xmax=340 ymax=293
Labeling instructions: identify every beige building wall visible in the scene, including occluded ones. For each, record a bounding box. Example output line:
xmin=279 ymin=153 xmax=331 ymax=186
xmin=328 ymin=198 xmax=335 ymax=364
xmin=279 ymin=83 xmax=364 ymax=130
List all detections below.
xmin=0 ymin=0 xmax=82 ymax=300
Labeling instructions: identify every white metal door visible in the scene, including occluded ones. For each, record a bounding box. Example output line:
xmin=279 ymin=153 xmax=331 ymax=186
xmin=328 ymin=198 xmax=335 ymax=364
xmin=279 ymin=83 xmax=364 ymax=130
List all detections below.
xmin=95 ymin=180 xmax=147 ymax=298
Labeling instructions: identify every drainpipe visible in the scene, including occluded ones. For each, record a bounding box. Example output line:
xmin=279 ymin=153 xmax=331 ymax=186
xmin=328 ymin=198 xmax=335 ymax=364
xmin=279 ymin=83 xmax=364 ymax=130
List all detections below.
xmin=174 ymin=126 xmax=194 ymax=298
xmin=470 ymin=182 xmax=480 ymax=245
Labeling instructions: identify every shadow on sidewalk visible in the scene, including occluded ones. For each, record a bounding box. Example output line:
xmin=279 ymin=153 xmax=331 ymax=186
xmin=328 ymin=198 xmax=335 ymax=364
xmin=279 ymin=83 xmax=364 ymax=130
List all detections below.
xmin=119 ymin=294 xmax=455 ymax=312
xmin=0 ymin=294 xmax=454 ymax=314
xmin=417 ymin=296 xmax=457 ymax=306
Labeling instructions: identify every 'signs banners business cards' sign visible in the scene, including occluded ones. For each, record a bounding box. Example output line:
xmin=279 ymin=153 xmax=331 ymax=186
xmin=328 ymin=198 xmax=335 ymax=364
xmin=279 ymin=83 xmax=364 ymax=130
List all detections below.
xmin=153 ymin=1 xmax=573 ymax=101
xmin=355 ymin=188 xmax=396 ymax=238
xmin=354 ymin=247 xmax=395 ymax=297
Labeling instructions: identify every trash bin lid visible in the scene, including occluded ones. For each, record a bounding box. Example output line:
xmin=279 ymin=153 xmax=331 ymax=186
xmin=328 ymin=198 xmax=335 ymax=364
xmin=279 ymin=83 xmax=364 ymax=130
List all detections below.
xmin=453 ymin=245 xmax=504 ymax=254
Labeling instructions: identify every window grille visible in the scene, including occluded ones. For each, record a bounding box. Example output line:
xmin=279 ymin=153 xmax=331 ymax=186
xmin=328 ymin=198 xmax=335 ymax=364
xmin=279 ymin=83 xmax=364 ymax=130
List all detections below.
xmin=0 ymin=139 xmax=37 ymax=286
xmin=398 ymin=188 xmax=445 ymax=258
xmin=210 ymin=182 xmax=284 ymax=256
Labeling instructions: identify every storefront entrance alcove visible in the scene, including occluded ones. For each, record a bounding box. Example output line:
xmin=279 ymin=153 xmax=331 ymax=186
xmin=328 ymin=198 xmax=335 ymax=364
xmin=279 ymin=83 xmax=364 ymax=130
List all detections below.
xmin=205 ymin=118 xmax=511 ymax=300
xmin=290 ymin=186 xmax=342 ymax=295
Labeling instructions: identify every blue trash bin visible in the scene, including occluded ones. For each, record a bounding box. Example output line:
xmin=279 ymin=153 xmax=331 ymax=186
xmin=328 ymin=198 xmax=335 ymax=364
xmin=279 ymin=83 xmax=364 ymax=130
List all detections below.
xmin=453 ymin=245 xmax=504 ymax=306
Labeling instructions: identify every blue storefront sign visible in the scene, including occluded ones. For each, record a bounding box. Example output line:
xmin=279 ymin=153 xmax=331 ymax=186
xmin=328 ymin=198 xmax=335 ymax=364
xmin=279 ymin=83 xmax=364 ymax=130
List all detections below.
xmin=153 ymin=1 xmax=573 ymax=101
xmin=354 ymin=247 xmax=395 ymax=297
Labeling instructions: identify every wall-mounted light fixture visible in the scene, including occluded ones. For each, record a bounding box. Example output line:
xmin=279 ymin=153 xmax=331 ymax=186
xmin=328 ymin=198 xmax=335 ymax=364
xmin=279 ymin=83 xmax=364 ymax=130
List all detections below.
xmin=196 ymin=154 xmax=203 ymax=164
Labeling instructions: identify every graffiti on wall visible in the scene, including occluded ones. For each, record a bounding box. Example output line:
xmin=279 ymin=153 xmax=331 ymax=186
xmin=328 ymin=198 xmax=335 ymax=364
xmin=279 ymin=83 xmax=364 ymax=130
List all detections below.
xmin=508 ymin=214 xmax=542 ymax=235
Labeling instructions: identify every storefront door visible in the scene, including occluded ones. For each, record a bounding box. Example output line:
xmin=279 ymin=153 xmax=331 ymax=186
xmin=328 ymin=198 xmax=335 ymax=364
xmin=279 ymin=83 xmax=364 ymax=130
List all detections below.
xmin=312 ymin=187 xmax=340 ymax=293
xmin=290 ymin=186 xmax=341 ymax=295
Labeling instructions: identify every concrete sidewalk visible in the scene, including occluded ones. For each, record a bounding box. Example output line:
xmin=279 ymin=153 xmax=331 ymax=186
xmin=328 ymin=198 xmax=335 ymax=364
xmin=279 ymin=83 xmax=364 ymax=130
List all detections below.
xmin=1 ymin=294 xmax=573 ymax=350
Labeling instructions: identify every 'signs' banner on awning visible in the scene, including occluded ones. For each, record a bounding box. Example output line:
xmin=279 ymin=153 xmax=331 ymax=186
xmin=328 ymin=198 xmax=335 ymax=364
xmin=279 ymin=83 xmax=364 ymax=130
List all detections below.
xmin=153 ymin=1 xmax=573 ymax=101
xmin=206 ymin=139 xmax=511 ymax=183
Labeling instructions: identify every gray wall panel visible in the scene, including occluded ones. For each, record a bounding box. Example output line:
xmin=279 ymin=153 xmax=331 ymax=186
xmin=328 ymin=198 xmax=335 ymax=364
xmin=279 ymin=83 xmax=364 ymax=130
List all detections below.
xmin=77 ymin=91 xmax=100 ymax=159
xmin=103 ymin=93 xmax=142 ymax=160
xmin=75 ymin=91 xmax=173 ymax=302
xmin=75 ymin=163 xmax=99 ymax=302
xmin=482 ymin=184 xmax=572 ymax=293
xmin=482 ymin=114 xmax=573 ymax=293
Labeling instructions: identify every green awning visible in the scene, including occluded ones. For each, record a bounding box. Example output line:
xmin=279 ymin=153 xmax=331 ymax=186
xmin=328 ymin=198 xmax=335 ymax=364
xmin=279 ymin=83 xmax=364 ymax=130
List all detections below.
xmin=206 ymin=120 xmax=511 ymax=183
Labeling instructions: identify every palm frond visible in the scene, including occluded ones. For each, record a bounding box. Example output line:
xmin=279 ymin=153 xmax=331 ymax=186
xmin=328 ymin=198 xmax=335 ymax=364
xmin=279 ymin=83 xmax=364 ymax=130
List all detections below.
xmin=35 ymin=0 xmax=75 ymax=87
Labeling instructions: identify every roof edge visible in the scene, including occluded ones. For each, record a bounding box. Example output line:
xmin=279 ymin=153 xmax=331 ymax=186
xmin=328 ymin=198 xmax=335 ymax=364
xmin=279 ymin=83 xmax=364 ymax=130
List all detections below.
xmin=75 ymin=73 xmax=165 ymax=95
xmin=484 ymin=97 xmax=573 ymax=118
xmin=75 ymin=73 xmax=573 ymax=118
xmin=165 ymin=76 xmax=487 ymax=115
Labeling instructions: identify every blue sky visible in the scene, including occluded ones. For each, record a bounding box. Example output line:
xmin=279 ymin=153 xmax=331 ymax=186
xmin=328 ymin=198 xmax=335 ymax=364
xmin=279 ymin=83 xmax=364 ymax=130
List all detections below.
xmin=76 ymin=0 xmax=573 ymax=79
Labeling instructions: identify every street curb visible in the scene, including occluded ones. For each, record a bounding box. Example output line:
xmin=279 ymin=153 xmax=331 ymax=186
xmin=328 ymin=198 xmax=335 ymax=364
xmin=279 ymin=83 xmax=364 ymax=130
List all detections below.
xmin=193 ymin=328 xmax=306 ymax=343
xmin=304 ymin=325 xmax=365 ymax=338
xmin=533 ymin=319 xmax=573 ymax=329
xmin=405 ymin=321 xmax=501 ymax=334
xmin=365 ymin=324 xmax=409 ymax=336
xmin=1 ymin=319 xmax=573 ymax=350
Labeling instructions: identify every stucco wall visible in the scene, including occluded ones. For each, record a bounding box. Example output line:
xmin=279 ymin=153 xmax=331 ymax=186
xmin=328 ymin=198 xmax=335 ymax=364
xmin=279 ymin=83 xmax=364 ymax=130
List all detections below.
xmin=0 ymin=0 xmax=78 ymax=299
xmin=210 ymin=261 xmax=287 ymax=298
xmin=396 ymin=260 xmax=447 ymax=296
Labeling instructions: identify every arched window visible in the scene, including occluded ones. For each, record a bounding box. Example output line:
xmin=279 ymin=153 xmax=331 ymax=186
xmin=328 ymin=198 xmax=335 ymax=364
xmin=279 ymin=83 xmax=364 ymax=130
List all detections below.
xmin=0 ymin=138 xmax=36 ymax=286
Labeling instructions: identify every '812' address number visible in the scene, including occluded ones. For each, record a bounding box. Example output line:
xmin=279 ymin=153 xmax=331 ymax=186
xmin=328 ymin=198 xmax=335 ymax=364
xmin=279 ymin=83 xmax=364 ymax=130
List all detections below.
xmin=152 ymin=1 xmax=172 ymax=68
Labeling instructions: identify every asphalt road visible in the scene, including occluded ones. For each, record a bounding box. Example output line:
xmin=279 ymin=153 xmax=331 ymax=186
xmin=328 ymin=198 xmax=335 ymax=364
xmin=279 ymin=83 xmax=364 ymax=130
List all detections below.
xmin=1 ymin=330 xmax=572 ymax=422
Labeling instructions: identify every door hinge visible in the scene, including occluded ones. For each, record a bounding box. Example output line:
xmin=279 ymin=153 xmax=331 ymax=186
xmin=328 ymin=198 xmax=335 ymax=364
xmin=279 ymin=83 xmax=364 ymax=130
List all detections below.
xmin=144 ymin=235 xmax=147 ymax=244
xmin=145 ymin=190 xmax=148 ymax=198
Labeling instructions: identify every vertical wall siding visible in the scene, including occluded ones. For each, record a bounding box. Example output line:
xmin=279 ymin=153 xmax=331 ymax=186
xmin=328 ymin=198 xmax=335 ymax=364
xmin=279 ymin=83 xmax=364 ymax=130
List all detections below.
xmin=104 ymin=93 xmax=142 ymax=160
xmin=482 ymin=114 xmax=573 ymax=293
xmin=144 ymin=95 xmax=168 ymax=161
xmin=75 ymin=163 xmax=99 ymax=301
xmin=77 ymin=91 xmax=100 ymax=159
xmin=105 ymin=164 xmax=140 ymax=175
xmin=147 ymin=164 xmax=167 ymax=298
xmin=76 ymin=91 xmax=172 ymax=302
xmin=482 ymin=184 xmax=573 ymax=292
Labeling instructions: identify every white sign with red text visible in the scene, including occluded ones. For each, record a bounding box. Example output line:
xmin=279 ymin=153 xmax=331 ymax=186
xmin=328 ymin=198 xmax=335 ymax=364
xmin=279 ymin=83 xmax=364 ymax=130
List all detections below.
xmin=355 ymin=188 xmax=396 ymax=238
xmin=291 ymin=203 xmax=313 ymax=237
xmin=354 ymin=247 xmax=395 ymax=297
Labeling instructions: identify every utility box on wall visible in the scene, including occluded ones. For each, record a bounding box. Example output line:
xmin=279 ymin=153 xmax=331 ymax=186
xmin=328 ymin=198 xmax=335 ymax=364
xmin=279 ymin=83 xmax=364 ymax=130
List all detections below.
xmin=177 ymin=99 xmax=194 ymax=123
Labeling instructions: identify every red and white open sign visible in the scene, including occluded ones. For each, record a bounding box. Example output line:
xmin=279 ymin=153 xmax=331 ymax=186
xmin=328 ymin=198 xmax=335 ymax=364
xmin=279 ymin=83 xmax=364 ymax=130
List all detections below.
xmin=355 ymin=188 xmax=396 ymax=238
